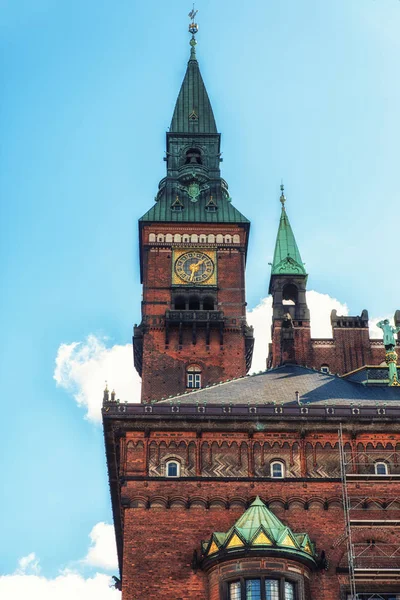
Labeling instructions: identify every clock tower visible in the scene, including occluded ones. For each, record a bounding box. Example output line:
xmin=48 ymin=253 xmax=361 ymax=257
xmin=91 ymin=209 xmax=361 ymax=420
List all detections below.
xmin=133 ymin=22 xmax=254 ymax=403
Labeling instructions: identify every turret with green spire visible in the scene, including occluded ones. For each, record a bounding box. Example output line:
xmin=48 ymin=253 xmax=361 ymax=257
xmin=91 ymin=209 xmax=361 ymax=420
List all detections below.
xmin=268 ymin=186 xmax=311 ymax=367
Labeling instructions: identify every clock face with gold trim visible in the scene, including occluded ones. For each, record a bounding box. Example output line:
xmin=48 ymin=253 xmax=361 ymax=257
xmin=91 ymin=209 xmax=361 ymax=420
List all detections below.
xmin=174 ymin=251 xmax=215 ymax=284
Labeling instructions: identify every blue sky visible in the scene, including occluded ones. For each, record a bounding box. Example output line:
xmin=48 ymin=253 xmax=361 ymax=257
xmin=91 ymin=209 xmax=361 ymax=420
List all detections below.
xmin=1 ymin=0 xmax=399 ymax=597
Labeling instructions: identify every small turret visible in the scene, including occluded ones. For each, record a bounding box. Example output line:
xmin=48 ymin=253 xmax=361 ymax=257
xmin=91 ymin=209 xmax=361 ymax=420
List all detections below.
xmin=268 ymin=186 xmax=311 ymax=368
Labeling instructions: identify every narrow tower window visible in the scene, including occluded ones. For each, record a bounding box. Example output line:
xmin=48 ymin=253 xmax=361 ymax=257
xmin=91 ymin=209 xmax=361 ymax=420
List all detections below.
xmin=165 ymin=460 xmax=180 ymax=477
xmin=187 ymin=364 xmax=202 ymax=389
xmin=375 ymin=462 xmax=389 ymax=475
xmin=270 ymin=461 xmax=285 ymax=478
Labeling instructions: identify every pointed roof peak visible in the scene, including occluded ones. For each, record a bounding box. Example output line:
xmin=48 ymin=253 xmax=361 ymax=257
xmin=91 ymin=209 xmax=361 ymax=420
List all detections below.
xmin=271 ymin=185 xmax=306 ymax=276
xmin=170 ymin=8 xmax=217 ymax=133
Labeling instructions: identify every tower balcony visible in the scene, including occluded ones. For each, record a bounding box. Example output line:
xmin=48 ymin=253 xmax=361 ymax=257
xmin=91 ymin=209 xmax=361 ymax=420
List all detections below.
xmin=165 ymin=309 xmax=224 ymax=346
xmin=165 ymin=309 xmax=224 ymax=324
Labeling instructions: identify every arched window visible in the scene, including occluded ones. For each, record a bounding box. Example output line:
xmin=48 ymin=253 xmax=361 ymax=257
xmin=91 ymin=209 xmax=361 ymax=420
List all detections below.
xmin=282 ymin=284 xmax=298 ymax=305
xmin=165 ymin=233 xmax=173 ymax=243
xmin=182 ymin=234 xmax=190 ymax=243
xmin=199 ymin=234 xmax=207 ymax=243
xmin=208 ymin=234 xmax=215 ymax=244
xmin=166 ymin=460 xmax=180 ymax=478
xmin=233 ymin=234 xmax=240 ymax=244
xmin=174 ymin=233 xmax=182 ymax=243
xmin=224 ymin=234 xmax=232 ymax=244
xmin=203 ymin=297 xmax=214 ymax=311
xmin=189 ymin=296 xmax=200 ymax=310
xmin=148 ymin=233 xmax=156 ymax=242
xmin=270 ymin=460 xmax=285 ymax=479
xmin=187 ymin=364 xmax=202 ymax=389
xmin=185 ymin=148 xmax=202 ymax=165
xmin=156 ymin=233 xmax=165 ymax=243
xmin=174 ymin=296 xmax=186 ymax=310
xmin=375 ymin=461 xmax=389 ymax=475
xmin=216 ymin=234 xmax=224 ymax=244
xmin=191 ymin=234 xmax=199 ymax=243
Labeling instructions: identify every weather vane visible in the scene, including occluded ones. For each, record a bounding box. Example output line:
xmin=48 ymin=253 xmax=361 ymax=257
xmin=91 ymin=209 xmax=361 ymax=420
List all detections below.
xmin=188 ymin=4 xmax=199 ymax=36
xmin=280 ymin=182 xmax=286 ymax=208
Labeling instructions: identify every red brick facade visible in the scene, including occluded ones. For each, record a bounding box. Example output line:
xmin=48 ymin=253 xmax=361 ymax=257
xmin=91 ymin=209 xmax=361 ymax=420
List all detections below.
xmin=103 ymin=415 xmax=400 ymax=599
xmin=135 ymin=223 xmax=253 ymax=403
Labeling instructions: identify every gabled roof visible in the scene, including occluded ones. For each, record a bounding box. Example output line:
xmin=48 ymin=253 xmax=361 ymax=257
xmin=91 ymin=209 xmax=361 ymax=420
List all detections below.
xmin=271 ymin=191 xmax=306 ymax=276
xmin=158 ymin=364 xmax=400 ymax=406
xmin=170 ymin=45 xmax=217 ymax=134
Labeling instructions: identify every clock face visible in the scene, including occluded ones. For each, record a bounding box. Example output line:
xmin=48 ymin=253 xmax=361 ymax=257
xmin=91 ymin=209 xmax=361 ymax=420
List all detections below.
xmin=174 ymin=251 xmax=215 ymax=284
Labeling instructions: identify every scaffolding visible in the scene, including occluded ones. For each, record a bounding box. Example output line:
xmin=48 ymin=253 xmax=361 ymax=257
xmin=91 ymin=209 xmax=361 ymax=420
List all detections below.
xmin=339 ymin=425 xmax=400 ymax=600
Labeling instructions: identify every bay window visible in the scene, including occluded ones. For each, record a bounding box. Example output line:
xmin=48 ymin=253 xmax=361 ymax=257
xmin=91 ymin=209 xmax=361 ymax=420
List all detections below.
xmin=228 ymin=577 xmax=295 ymax=600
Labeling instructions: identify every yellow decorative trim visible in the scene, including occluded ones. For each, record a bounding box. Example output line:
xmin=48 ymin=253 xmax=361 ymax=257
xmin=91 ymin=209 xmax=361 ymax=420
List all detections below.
xmin=208 ymin=541 xmax=219 ymax=555
xmin=252 ymin=531 xmax=272 ymax=546
xmin=226 ymin=533 xmax=244 ymax=549
xmin=281 ymin=534 xmax=296 ymax=548
xmin=390 ymin=373 xmax=400 ymax=387
xmin=304 ymin=541 xmax=312 ymax=554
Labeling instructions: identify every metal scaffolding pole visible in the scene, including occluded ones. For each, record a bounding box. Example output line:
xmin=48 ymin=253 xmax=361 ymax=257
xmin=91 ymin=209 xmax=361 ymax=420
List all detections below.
xmin=339 ymin=424 xmax=359 ymax=600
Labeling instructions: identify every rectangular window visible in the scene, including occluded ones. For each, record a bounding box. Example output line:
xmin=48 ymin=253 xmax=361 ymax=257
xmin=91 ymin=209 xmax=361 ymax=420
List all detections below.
xmin=265 ymin=580 xmax=279 ymax=600
xmin=284 ymin=582 xmax=294 ymax=600
xmin=246 ymin=579 xmax=261 ymax=600
xmin=187 ymin=373 xmax=201 ymax=388
xmin=229 ymin=581 xmax=241 ymax=600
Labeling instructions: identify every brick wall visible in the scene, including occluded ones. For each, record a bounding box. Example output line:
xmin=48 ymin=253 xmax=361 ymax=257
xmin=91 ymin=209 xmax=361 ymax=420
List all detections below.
xmin=138 ymin=223 xmax=250 ymax=402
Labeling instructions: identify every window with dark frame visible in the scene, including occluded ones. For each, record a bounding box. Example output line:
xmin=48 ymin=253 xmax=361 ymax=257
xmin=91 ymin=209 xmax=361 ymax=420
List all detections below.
xmin=227 ymin=577 xmax=295 ymax=600
xmin=186 ymin=364 xmax=202 ymax=389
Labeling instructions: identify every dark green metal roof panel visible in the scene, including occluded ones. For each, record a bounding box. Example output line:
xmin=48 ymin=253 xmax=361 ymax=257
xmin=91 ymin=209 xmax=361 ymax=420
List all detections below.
xmin=271 ymin=206 xmax=306 ymax=275
xmin=170 ymin=54 xmax=217 ymax=134
xmin=140 ymin=197 xmax=249 ymax=224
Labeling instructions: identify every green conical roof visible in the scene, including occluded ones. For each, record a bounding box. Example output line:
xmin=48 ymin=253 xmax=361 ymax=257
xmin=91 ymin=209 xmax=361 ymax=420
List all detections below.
xmin=231 ymin=496 xmax=287 ymax=541
xmin=271 ymin=191 xmax=306 ymax=276
xmin=202 ymin=497 xmax=317 ymax=565
xmin=170 ymin=43 xmax=217 ymax=133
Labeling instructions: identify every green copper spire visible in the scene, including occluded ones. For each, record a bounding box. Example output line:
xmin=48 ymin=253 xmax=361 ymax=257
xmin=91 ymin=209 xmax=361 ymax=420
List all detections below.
xmin=271 ymin=185 xmax=306 ymax=276
xmin=139 ymin=8 xmax=249 ymax=227
xmin=170 ymin=9 xmax=217 ymax=133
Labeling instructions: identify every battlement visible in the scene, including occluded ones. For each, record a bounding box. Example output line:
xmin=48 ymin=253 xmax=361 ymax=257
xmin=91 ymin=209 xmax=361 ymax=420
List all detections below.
xmin=331 ymin=309 xmax=369 ymax=329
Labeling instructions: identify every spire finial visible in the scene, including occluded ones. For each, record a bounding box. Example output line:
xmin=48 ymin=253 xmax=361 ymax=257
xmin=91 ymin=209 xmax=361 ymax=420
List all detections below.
xmin=188 ymin=4 xmax=198 ymax=59
xmin=280 ymin=181 xmax=286 ymax=209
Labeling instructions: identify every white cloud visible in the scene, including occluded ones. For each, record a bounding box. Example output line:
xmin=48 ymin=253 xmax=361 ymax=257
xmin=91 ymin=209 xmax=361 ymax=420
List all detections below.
xmin=0 ymin=570 xmax=120 ymax=600
xmin=15 ymin=552 xmax=40 ymax=575
xmin=83 ymin=522 xmax=118 ymax=571
xmin=54 ymin=335 xmax=141 ymax=422
xmin=0 ymin=523 xmax=121 ymax=600
xmin=246 ymin=290 xmax=348 ymax=373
